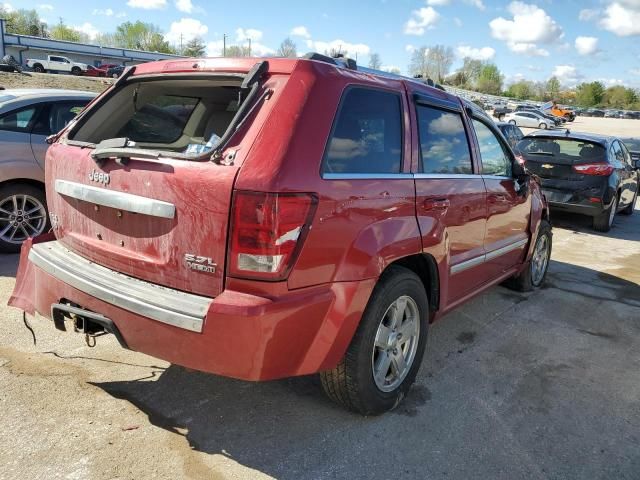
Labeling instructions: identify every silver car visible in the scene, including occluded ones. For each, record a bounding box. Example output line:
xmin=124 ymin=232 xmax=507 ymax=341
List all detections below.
xmin=0 ymin=89 xmax=96 ymax=252
xmin=504 ymin=111 xmax=554 ymax=130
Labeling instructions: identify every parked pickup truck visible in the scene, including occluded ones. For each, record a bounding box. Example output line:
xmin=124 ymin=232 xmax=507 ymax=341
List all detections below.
xmin=8 ymin=55 xmax=552 ymax=415
xmin=26 ymin=55 xmax=89 ymax=75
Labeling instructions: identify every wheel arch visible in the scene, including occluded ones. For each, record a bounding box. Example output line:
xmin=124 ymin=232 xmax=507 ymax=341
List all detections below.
xmin=386 ymin=253 xmax=440 ymax=318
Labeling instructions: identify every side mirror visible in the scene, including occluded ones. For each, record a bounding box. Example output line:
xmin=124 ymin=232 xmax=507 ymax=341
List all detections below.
xmin=512 ymin=157 xmax=528 ymax=178
xmin=634 ymin=159 xmax=640 ymax=170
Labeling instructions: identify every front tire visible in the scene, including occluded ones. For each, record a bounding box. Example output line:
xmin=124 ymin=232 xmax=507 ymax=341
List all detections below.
xmin=320 ymin=266 xmax=429 ymax=415
xmin=621 ymin=186 xmax=638 ymax=215
xmin=33 ymin=64 xmax=45 ymax=73
xmin=71 ymin=67 xmax=81 ymax=76
xmin=509 ymin=119 xmax=517 ymax=125
xmin=539 ymin=122 xmax=548 ymax=129
xmin=505 ymin=219 xmax=552 ymax=292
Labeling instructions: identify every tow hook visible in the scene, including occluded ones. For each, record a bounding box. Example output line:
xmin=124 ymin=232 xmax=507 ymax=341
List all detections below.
xmin=50 ymin=303 xmax=129 ymax=349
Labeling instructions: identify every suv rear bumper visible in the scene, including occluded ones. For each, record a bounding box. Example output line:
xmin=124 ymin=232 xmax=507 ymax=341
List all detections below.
xmin=9 ymin=238 xmax=375 ymax=381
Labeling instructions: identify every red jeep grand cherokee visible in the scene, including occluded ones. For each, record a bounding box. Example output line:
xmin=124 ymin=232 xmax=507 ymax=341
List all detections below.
xmin=9 ymin=55 xmax=551 ymax=415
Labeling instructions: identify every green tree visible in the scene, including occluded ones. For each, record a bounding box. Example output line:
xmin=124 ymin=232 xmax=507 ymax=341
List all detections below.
xmin=546 ymin=76 xmax=561 ymax=101
xmin=476 ymin=63 xmax=503 ymax=95
xmin=113 ymin=21 xmax=175 ymax=53
xmin=506 ymin=80 xmax=534 ymax=100
xmin=1 ymin=8 xmax=45 ymax=36
xmin=183 ymin=36 xmax=206 ymax=57
xmin=575 ymin=81 xmax=605 ymax=107
xmin=276 ymin=38 xmax=297 ymax=58
xmin=49 ymin=20 xmax=88 ymax=43
xmin=368 ymin=52 xmax=382 ymax=70
xmin=604 ymin=86 xmax=637 ymax=109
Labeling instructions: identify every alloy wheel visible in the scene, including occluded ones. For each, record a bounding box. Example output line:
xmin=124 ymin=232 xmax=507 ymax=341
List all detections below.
xmin=371 ymin=295 xmax=420 ymax=392
xmin=0 ymin=194 xmax=47 ymax=244
xmin=531 ymin=234 xmax=550 ymax=286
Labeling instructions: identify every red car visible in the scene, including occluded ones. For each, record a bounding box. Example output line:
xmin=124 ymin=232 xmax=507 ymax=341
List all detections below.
xmin=95 ymin=63 xmax=118 ymax=74
xmin=81 ymin=65 xmax=105 ymax=77
xmin=9 ymin=55 xmax=551 ymax=415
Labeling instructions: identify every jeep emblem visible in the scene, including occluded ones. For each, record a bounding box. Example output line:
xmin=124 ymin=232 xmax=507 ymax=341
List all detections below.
xmin=88 ymin=170 xmax=110 ymax=185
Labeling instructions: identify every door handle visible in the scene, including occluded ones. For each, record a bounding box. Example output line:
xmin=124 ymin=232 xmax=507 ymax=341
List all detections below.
xmin=423 ymin=198 xmax=450 ymax=211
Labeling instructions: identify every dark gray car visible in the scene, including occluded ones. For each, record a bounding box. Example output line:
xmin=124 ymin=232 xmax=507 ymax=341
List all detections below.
xmin=0 ymin=89 xmax=96 ymax=252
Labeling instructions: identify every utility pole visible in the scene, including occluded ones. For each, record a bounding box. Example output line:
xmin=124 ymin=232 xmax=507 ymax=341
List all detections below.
xmin=223 ymin=34 xmax=226 ymax=57
xmin=179 ymin=33 xmax=183 ymax=54
xmin=248 ymin=38 xmax=251 ymax=56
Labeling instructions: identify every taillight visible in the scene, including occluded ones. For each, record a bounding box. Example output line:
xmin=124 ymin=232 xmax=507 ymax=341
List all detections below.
xmin=229 ymin=191 xmax=317 ymax=280
xmin=572 ymin=163 xmax=615 ymax=176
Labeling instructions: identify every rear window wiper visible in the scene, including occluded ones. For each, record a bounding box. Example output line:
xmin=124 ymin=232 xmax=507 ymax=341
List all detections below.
xmin=91 ymin=138 xmax=206 ymax=166
xmin=524 ymin=152 xmax=554 ymax=156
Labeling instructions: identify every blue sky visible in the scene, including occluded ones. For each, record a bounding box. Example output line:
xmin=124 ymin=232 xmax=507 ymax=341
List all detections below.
xmin=10 ymin=0 xmax=640 ymax=87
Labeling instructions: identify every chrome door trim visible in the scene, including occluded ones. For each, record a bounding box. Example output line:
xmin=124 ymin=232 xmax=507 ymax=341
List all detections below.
xmin=414 ymin=173 xmax=481 ymax=180
xmin=450 ymin=238 xmax=528 ymax=274
xmin=322 ymin=173 xmax=414 ymax=180
xmin=484 ymin=238 xmax=528 ymax=261
xmin=29 ymin=241 xmax=210 ymax=332
xmin=55 ymin=179 xmax=175 ymax=219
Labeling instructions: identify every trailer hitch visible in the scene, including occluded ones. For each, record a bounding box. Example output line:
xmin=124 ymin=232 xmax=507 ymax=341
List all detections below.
xmin=51 ymin=303 xmax=128 ymax=349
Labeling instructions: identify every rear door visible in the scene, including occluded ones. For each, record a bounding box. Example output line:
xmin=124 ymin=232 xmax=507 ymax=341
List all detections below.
xmin=412 ymin=94 xmax=488 ymax=303
xmin=0 ymin=104 xmax=41 ymax=168
xmin=471 ymin=117 xmax=530 ymax=277
xmin=613 ymin=140 xmax=637 ymax=208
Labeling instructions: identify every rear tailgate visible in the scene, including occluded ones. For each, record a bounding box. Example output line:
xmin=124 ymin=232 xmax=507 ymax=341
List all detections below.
xmin=46 ymin=143 xmax=238 ymax=297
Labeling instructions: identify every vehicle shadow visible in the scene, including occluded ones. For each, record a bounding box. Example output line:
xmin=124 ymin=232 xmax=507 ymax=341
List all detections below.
xmin=89 ymin=260 xmax=640 ymax=479
xmin=550 ymin=203 xmax=640 ymax=242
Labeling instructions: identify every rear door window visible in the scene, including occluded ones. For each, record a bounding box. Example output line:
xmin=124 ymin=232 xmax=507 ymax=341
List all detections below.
xmin=472 ymin=119 xmax=512 ymax=177
xmin=32 ymin=101 xmax=89 ymax=136
xmin=416 ymin=105 xmax=472 ymax=174
xmin=322 ymin=87 xmax=403 ymax=174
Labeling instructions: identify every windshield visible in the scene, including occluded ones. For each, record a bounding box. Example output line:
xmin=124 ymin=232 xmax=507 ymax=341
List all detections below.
xmin=622 ymin=138 xmax=640 ymax=151
xmin=517 ymin=137 xmax=606 ymax=164
xmin=69 ymin=77 xmax=245 ymax=155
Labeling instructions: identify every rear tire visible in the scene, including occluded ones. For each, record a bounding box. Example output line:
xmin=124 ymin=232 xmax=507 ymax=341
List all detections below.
xmin=593 ymin=196 xmax=617 ymax=232
xmin=320 ymin=266 xmax=429 ymax=415
xmin=621 ymin=187 xmax=638 ymax=216
xmin=539 ymin=123 xmax=548 ymax=129
xmin=33 ymin=64 xmax=45 ymax=73
xmin=504 ymin=219 xmax=552 ymax=292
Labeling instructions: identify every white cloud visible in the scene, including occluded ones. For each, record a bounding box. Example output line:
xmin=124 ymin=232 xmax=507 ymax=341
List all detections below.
xmin=291 ymin=26 xmax=311 ymax=39
xmin=427 ymin=0 xmax=450 ymax=5
xmin=381 ymin=65 xmax=401 ymax=73
xmin=235 ymin=28 xmax=263 ymax=42
xmin=453 ymin=17 xmax=463 ymax=27
xmin=92 ymin=8 xmax=114 ymax=16
xmin=404 ymin=6 xmax=440 ymax=35
xmin=75 ymin=22 xmax=100 ymax=40
xmin=464 ymin=0 xmax=485 ymax=10
xmin=38 ymin=4 xmax=54 ymax=10
xmin=575 ymin=36 xmax=599 ymax=55
xmin=116 ymin=12 xmax=127 ymax=18
xmin=2 ymin=2 xmax=14 ymax=12
xmin=600 ymin=1 xmax=640 ymax=36
xmin=578 ymin=8 xmax=599 ymax=21
xmin=489 ymin=2 xmax=563 ymax=56
xmin=164 ymin=18 xmax=208 ymax=45
xmin=598 ymin=77 xmax=625 ymax=87
xmin=456 ymin=45 xmax=495 ymax=60
xmin=306 ymin=38 xmax=370 ymax=57
xmin=630 ymin=68 xmax=640 ymax=76
xmin=175 ymin=0 xmax=193 ymax=13
xmin=405 ymin=44 xmax=416 ymax=53
xmin=126 ymin=0 xmax=167 ymax=9
xmin=552 ymin=65 xmax=583 ymax=86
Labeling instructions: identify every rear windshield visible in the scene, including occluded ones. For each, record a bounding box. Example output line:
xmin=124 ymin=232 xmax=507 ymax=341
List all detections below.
xmin=622 ymin=138 xmax=640 ymax=151
xmin=69 ymin=78 xmax=244 ymax=153
xmin=516 ymin=137 xmax=606 ymax=164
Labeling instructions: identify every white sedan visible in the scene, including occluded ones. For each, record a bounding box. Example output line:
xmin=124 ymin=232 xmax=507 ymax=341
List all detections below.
xmin=504 ymin=111 xmax=554 ymax=129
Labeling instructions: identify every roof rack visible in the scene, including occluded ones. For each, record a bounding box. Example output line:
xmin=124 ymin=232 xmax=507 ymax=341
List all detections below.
xmin=303 ymin=51 xmax=446 ymax=91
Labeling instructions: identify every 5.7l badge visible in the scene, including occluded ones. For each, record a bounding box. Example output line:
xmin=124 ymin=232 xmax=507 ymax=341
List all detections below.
xmin=184 ymin=254 xmax=217 ymax=274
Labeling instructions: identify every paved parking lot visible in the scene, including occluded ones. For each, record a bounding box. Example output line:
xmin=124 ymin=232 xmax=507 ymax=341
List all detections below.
xmin=1 ymin=199 xmax=638 ymax=479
